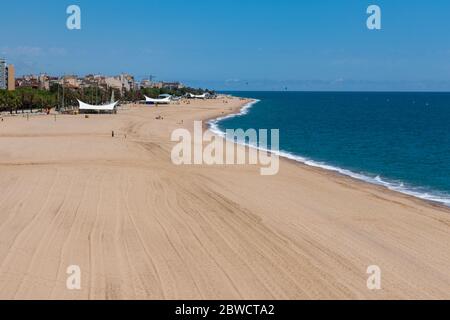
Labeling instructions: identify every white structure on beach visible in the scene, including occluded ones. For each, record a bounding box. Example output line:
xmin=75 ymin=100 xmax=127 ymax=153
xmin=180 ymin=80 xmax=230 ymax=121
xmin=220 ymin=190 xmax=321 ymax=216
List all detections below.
xmin=187 ymin=93 xmax=208 ymax=99
xmin=144 ymin=94 xmax=171 ymax=105
xmin=77 ymin=100 xmax=118 ymax=114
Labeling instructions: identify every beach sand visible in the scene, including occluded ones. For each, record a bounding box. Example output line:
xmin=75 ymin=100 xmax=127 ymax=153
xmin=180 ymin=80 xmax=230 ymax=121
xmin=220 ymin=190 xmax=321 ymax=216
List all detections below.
xmin=0 ymin=97 xmax=449 ymax=299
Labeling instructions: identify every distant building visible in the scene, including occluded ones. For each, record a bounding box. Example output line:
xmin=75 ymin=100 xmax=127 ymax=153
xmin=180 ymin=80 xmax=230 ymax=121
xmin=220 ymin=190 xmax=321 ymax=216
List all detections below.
xmin=140 ymin=79 xmax=153 ymax=89
xmin=0 ymin=59 xmax=16 ymax=91
xmin=139 ymin=80 xmax=184 ymax=90
xmin=80 ymin=74 xmax=107 ymax=90
xmin=16 ymin=75 xmax=42 ymax=89
xmin=162 ymin=82 xmax=184 ymax=90
xmin=105 ymin=76 xmax=123 ymax=91
xmin=7 ymin=64 xmax=15 ymax=91
xmin=104 ymin=74 xmax=135 ymax=93
xmin=0 ymin=59 xmax=6 ymax=90
xmin=3 ymin=69 xmax=184 ymax=94
xmin=37 ymin=74 xmax=49 ymax=90
xmin=62 ymin=75 xmax=80 ymax=89
xmin=120 ymin=73 xmax=134 ymax=91
xmin=152 ymin=81 xmax=163 ymax=89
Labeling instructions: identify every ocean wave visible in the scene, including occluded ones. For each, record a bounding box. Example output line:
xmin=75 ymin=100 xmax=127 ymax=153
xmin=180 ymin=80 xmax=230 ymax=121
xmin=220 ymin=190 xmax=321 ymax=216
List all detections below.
xmin=208 ymin=99 xmax=450 ymax=207
xmin=208 ymin=99 xmax=260 ymax=137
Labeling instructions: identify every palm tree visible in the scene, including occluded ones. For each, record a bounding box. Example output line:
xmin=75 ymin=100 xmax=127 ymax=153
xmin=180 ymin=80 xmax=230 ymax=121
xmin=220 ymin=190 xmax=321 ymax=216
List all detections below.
xmin=4 ymin=91 xmax=20 ymax=114
xmin=11 ymin=92 xmax=21 ymax=114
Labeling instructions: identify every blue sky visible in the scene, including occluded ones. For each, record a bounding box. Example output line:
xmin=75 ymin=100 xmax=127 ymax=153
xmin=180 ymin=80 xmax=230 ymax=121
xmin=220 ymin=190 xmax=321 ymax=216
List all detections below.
xmin=2 ymin=0 xmax=450 ymax=90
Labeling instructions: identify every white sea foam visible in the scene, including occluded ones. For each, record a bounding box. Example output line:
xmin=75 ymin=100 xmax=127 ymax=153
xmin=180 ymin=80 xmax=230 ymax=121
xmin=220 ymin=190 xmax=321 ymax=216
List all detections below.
xmin=208 ymin=98 xmax=450 ymax=207
xmin=208 ymin=99 xmax=260 ymax=137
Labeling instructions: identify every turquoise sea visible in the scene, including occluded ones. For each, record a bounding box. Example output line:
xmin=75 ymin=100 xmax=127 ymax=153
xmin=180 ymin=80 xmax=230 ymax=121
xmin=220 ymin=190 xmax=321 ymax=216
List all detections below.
xmin=211 ymin=92 xmax=450 ymax=206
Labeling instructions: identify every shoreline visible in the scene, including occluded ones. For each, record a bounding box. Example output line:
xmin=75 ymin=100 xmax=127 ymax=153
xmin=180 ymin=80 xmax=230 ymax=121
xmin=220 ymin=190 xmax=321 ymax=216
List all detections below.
xmin=206 ymin=96 xmax=450 ymax=212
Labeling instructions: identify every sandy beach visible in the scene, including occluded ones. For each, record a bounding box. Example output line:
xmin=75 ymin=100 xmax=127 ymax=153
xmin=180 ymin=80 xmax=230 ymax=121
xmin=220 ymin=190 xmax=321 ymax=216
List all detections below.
xmin=0 ymin=96 xmax=449 ymax=300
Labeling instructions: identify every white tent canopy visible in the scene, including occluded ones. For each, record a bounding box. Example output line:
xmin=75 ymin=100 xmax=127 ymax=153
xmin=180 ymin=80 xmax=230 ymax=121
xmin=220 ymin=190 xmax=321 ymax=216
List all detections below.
xmin=144 ymin=95 xmax=171 ymax=104
xmin=187 ymin=93 xmax=208 ymax=99
xmin=77 ymin=100 xmax=118 ymax=111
